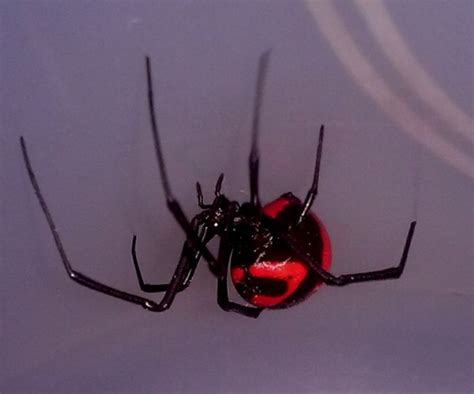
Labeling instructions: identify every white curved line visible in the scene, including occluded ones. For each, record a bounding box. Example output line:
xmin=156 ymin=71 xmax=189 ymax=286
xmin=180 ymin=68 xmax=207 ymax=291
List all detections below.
xmin=355 ymin=0 xmax=474 ymax=143
xmin=304 ymin=0 xmax=474 ymax=179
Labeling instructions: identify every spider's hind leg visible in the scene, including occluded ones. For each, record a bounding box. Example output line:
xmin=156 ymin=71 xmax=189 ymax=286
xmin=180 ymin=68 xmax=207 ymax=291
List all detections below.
xmin=264 ymin=216 xmax=416 ymax=287
xmin=325 ymin=221 xmax=417 ymax=286
xmin=298 ymin=125 xmax=324 ymax=223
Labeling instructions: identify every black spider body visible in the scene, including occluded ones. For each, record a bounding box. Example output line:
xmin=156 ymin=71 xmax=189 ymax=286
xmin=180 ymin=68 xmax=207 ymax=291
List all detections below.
xmin=20 ymin=52 xmax=416 ymax=318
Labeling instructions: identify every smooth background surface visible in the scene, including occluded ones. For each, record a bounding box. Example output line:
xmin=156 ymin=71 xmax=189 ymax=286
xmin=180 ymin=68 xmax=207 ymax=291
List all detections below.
xmin=1 ymin=1 xmax=472 ymax=393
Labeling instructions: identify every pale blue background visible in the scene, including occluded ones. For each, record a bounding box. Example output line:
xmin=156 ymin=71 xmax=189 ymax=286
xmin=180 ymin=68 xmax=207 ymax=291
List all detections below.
xmin=1 ymin=1 xmax=472 ymax=393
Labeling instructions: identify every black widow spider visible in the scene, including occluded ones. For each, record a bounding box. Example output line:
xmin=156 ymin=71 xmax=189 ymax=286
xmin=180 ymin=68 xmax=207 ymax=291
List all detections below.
xmin=21 ymin=51 xmax=416 ymax=318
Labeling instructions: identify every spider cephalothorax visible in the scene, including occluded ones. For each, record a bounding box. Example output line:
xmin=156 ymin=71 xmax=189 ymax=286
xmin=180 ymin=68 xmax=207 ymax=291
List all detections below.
xmin=21 ymin=51 xmax=416 ymax=318
xmin=195 ymin=177 xmax=237 ymax=232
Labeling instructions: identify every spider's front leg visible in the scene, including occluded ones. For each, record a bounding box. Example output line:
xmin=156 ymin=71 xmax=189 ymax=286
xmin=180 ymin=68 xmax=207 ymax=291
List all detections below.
xmin=130 ymin=214 xmax=212 ymax=293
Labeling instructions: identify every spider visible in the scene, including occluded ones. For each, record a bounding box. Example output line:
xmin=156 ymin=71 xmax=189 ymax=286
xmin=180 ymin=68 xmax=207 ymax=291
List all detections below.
xmin=21 ymin=51 xmax=416 ymax=318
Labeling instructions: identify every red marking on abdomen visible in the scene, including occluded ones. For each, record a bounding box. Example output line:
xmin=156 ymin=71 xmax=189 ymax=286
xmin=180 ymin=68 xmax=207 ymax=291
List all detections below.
xmin=262 ymin=197 xmax=291 ymax=219
xmin=264 ymin=196 xmax=332 ymax=277
xmin=263 ymin=195 xmax=332 ymax=297
xmin=249 ymin=261 xmax=308 ymax=307
xmin=313 ymin=215 xmax=331 ymax=271
xmin=231 ymin=267 xmax=245 ymax=283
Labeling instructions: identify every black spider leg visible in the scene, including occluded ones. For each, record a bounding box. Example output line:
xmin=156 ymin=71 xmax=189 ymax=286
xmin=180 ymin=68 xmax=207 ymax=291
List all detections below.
xmin=263 ymin=216 xmax=417 ymax=286
xmin=112 ymin=56 xmax=225 ymax=310
xmin=143 ymin=56 xmax=220 ymax=269
xmin=131 ymin=214 xmax=212 ymax=293
xmin=298 ymin=125 xmax=324 ymax=223
xmin=216 ymin=218 xmax=263 ymax=318
xmin=249 ymin=50 xmax=271 ymax=207
xmin=20 ymin=137 xmax=174 ymax=311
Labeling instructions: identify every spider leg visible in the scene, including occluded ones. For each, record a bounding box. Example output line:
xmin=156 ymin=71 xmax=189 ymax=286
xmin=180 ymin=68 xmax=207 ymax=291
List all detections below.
xmin=262 ymin=216 xmax=416 ymax=286
xmin=325 ymin=221 xmax=417 ymax=285
xmin=215 ymin=228 xmax=263 ymax=318
xmin=20 ymin=136 xmax=181 ymax=312
xmin=145 ymin=56 xmax=219 ymax=268
xmin=249 ymin=50 xmax=271 ymax=207
xmin=130 ymin=216 xmax=211 ymax=293
xmin=298 ymin=125 xmax=324 ymax=223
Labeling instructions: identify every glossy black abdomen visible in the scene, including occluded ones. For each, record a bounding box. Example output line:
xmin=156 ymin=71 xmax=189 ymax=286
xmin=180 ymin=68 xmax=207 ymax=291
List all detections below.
xmin=230 ymin=193 xmax=331 ymax=309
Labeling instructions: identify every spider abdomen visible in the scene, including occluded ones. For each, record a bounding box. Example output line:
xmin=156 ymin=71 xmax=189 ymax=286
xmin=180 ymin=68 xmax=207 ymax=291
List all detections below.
xmin=230 ymin=193 xmax=331 ymax=309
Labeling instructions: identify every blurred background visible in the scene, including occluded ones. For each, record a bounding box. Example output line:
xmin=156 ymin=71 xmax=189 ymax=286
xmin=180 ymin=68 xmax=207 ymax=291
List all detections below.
xmin=1 ymin=1 xmax=472 ymax=393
